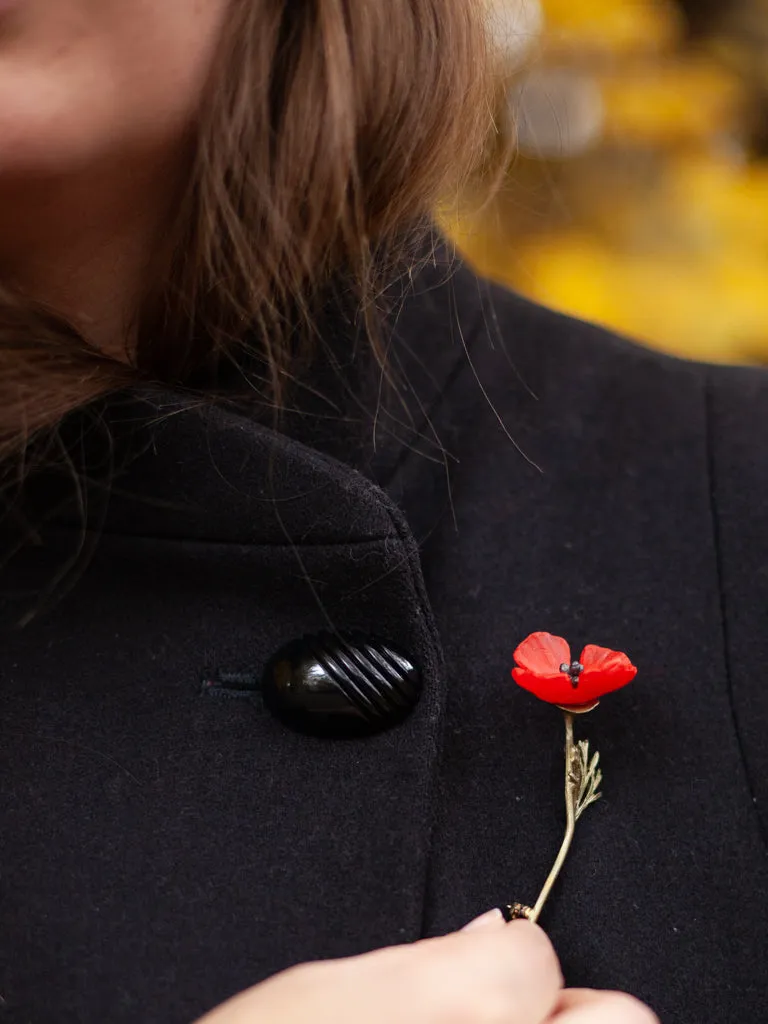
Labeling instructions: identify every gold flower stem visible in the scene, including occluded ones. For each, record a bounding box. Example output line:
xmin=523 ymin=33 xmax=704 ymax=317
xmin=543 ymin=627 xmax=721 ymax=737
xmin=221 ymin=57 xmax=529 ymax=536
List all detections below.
xmin=528 ymin=711 xmax=577 ymax=924
xmin=504 ymin=706 xmax=602 ymax=923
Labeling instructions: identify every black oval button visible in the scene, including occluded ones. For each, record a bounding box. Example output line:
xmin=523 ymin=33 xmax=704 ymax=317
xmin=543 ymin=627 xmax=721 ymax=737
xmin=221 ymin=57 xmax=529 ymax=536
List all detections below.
xmin=262 ymin=631 xmax=422 ymax=737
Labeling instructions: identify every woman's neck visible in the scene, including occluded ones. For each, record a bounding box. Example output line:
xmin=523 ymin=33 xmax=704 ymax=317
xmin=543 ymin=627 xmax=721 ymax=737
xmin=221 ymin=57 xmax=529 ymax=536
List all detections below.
xmin=0 ymin=149 xmax=188 ymax=359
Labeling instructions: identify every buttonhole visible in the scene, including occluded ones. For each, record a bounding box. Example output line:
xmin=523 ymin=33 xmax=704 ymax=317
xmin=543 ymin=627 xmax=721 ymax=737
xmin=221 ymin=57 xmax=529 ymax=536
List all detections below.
xmin=201 ymin=670 xmax=264 ymax=703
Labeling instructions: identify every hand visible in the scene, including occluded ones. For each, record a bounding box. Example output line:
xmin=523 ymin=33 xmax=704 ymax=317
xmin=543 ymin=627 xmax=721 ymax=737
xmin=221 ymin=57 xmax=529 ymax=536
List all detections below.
xmin=196 ymin=909 xmax=657 ymax=1024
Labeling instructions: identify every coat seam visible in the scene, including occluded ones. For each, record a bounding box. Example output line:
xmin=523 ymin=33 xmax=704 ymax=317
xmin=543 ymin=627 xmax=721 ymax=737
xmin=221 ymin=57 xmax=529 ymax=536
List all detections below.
xmin=379 ymin=293 xmax=488 ymax=495
xmin=704 ymin=371 xmax=768 ymax=852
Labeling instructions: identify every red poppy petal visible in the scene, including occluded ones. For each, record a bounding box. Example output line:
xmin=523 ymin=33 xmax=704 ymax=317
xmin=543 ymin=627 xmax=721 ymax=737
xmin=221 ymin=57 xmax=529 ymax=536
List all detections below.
xmin=513 ymin=632 xmax=571 ymax=678
xmin=512 ymin=666 xmax=588 ymax=704
xmin=578 ymin=644 xmax=637 ymax=700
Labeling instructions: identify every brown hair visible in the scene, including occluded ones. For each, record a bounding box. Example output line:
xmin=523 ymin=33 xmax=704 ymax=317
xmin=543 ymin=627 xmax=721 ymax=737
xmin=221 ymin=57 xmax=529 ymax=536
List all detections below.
xmin=0 ymin=0 xmax=498 ymax=466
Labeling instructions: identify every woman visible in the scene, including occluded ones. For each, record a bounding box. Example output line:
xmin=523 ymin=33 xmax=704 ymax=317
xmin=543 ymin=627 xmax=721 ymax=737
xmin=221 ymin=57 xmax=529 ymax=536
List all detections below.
xmin=0 ymin=2 xmax=764 ymax=1022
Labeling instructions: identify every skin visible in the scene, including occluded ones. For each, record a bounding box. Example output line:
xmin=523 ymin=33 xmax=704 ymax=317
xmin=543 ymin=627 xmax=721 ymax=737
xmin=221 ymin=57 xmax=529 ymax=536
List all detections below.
xmin=0 ymin=4 xmax=659 ymax=1021
xmin=0 ymin=0 xmax=229 ymax=353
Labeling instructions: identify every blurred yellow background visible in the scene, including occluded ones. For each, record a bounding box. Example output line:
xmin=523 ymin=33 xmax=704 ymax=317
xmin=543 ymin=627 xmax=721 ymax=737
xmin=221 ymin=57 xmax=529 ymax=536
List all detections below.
xmin=444 ymin=0 xmax=768 ymax=364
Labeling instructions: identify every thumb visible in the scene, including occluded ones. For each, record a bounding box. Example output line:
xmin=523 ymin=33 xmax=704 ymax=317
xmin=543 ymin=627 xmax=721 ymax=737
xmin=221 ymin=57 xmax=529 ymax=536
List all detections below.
xmin=460 ymin=908 xmax=506 ymax=932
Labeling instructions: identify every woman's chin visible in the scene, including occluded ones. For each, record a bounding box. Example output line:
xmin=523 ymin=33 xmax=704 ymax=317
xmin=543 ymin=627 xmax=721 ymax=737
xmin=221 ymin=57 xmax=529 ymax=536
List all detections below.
xmin=0 ymin=67 xmax=102 ymax=177
xmin=0 ymin=75 xmax=187 ymax=182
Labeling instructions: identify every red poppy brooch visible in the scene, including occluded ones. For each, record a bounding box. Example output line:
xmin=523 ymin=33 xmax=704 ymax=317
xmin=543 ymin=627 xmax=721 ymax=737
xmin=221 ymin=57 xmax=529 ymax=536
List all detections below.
xmin=501 ymin=631 xmax=637 ymax=923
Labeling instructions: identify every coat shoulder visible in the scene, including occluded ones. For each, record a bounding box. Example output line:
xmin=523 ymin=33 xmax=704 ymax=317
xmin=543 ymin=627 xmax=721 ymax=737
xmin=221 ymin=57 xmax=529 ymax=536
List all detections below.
xmin=391 ymin=261 xmax=768 ymax=549
xmin=431 ymin=266 xmax=768 ymax=459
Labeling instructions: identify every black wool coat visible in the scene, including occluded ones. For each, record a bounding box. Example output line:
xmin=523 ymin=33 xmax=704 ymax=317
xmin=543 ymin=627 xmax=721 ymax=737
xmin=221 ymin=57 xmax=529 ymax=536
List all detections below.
xmin=1 ymin=260 xmax=766 ymax=1024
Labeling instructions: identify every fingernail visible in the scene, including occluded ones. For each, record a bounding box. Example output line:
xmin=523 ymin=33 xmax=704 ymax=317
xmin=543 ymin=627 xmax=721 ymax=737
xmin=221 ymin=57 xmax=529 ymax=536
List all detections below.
xmin=461 ymin=908 xmax=504 ymax=931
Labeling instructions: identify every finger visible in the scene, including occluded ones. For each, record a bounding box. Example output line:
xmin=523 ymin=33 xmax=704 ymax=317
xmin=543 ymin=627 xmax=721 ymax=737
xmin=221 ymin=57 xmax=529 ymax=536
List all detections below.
xmin=551 ymin=990 xmax=659 ymax=1023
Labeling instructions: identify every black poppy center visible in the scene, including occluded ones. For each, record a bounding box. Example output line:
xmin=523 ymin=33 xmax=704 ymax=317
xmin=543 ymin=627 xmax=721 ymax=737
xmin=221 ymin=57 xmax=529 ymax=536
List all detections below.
xmin=559 ymin=660 xmax=584 ymax=688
